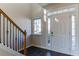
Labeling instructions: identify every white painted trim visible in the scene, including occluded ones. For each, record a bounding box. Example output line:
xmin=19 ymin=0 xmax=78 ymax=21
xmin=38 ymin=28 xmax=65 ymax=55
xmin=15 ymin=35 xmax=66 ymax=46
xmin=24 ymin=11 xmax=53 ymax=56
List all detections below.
xmin=0 ymin=44 xmax=24 ymax=56
xmin=31 ymin=44 xmax=48 ymax=50
xmin=26 ymin=44 xmax=32 ymax=48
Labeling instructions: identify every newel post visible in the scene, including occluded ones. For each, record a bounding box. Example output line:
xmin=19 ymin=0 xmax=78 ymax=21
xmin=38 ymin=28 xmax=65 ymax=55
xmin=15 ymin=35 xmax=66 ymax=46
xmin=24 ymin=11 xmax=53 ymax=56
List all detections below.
xmin=24 ymin=30 xmax=27 ymax=55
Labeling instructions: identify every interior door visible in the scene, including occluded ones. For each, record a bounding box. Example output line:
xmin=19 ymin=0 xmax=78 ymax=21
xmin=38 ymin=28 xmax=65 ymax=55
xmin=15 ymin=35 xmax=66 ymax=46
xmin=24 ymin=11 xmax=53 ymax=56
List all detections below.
xmin=49 ymin=12 xmax=72 ymax=54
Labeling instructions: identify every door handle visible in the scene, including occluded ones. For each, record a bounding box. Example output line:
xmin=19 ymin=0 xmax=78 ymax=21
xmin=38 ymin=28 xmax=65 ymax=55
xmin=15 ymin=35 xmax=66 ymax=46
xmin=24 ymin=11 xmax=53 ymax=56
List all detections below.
xmin=51 ymin=32 xmax=53 ymax=36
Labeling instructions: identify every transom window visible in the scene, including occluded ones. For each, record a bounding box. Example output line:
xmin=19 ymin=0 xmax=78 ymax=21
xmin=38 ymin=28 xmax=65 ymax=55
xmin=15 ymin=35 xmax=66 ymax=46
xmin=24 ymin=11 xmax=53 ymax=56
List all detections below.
xmin=33 ymin=18 xmax=41 ymax=34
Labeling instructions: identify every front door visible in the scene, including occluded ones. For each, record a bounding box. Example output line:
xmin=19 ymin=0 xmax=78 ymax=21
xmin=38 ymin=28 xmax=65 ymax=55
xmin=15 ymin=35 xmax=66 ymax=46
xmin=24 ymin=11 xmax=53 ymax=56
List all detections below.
xmin=47 ymin=11 xmax=76 ymax=54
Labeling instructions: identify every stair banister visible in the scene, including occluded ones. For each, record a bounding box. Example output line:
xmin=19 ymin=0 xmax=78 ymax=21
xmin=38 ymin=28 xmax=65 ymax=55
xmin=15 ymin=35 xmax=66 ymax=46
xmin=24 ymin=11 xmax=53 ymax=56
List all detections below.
xmin=0 ymin=9 xmax=27 ymax=55
xmin=24 ymin=30 xmax=27 ymax=55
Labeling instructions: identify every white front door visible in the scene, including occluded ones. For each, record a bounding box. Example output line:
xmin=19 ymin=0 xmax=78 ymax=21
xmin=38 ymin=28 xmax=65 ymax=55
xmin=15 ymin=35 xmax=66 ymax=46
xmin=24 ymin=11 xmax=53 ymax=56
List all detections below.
xmin=51 ymin=13 xmax=72 ymax=54
xmin=47 ymin=11 xmax=76 ymax=55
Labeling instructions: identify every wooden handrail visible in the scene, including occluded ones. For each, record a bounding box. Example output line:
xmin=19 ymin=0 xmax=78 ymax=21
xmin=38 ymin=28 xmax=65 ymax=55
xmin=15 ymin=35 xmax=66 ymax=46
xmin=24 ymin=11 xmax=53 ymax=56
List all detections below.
xmin=24 ymin=30 xmax=27 ymax=55
xmin=0 ymin=9 xmax=24 ymax=33
xmin=0 ymin=12 xmax=1 ymax=43
xmin=0 ymin=8 xmax=27 ymax=55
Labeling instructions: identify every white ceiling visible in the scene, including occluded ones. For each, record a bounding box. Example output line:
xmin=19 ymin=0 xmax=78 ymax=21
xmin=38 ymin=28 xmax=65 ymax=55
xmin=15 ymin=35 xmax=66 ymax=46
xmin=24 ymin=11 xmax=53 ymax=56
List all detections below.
xmin=0 ymin=3 xmax=32 ymax=17
xmin=38 ymin=3 xmax=49 ymax=8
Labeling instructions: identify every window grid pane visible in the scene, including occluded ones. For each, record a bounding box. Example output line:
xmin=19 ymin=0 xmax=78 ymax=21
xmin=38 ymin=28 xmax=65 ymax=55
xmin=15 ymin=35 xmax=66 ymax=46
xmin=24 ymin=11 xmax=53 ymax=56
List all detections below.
xmin=34 ymin=19 xmax=41 ymax=34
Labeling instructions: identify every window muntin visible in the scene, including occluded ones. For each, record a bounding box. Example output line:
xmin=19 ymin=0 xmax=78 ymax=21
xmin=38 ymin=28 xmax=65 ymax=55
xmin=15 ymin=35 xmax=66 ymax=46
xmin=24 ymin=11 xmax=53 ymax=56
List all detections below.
xmin=33 ymin=18 xmax=41 ymax=34
xmin=48 ymin=8 xmax=76 ymax=16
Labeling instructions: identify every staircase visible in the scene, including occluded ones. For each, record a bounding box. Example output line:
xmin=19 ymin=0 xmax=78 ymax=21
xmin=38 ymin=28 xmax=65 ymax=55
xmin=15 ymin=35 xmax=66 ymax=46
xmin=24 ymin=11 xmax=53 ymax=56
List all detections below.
xmin=0 ymin=9 xmax=27 ymax=55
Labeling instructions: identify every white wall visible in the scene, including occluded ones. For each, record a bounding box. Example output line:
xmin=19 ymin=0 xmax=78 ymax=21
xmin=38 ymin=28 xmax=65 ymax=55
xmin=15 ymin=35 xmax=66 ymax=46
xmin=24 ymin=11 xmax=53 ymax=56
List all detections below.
xmin=31 ymin=4 xmax=48 ymax=49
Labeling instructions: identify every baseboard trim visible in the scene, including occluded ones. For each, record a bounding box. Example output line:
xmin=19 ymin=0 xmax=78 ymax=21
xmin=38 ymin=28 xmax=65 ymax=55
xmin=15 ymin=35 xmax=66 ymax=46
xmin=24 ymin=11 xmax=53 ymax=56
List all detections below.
xmin=31 ymin=44 xmax=49 ymax=50
xmin=27 ymin=45 xmax=32 ymax=48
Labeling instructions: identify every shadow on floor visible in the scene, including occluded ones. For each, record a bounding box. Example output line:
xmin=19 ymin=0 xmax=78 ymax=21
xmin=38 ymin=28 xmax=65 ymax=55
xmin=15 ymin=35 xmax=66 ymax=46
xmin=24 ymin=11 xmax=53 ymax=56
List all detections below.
xmin=20 ymin=46 xmax=71 ymax=56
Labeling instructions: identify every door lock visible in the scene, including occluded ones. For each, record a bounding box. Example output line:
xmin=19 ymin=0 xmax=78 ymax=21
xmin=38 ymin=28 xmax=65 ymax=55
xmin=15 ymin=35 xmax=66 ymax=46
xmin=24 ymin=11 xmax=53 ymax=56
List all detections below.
xmin=51 ymin=32 xmax=53 ymax=36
